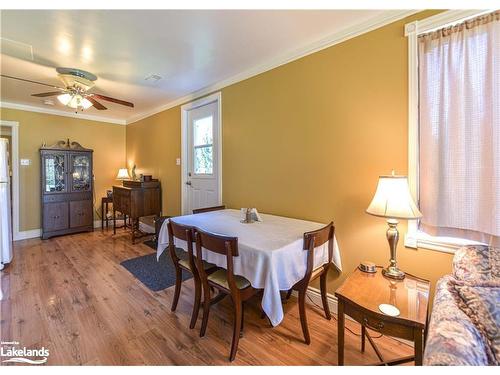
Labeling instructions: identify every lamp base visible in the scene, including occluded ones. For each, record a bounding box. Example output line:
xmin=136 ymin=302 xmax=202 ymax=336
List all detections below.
xmin=382 ymin=266 xmax=405 ymax=280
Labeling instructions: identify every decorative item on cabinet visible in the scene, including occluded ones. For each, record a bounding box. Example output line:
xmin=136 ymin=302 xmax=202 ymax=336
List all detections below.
xmin=40 ymin=139 xmax=94 ymax=239
xmin=131 ymin=164 xmax=137 ymax=181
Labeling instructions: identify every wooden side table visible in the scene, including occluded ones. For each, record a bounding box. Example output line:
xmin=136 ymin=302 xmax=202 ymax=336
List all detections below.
xmin=101 ymin=196 xmax=113 ymax=230
xmin=335 ymin=267 xmax=430 ymax=366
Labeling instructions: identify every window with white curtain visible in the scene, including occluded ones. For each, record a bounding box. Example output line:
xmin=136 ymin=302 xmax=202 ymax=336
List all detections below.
xmin=417 ymin=11 xmax=499 ymax=247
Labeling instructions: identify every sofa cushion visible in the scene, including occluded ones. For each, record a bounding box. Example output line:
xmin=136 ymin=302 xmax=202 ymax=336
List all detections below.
xmin=453 ymin=245 xmax=499 ymax=283
xmin=424 ymin=276 xmax=490 ymax=365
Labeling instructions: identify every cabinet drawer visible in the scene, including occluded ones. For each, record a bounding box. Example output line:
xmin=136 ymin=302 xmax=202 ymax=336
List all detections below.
xmin=44 ymin=194 xmax=68 ymax=203
xmin=43 ymin=202 xmax=69 ymax=232
xmin=343 ymin=301 xmax=414 ymax=341
xmin=69 ymin=200 xmax=93 ymax=228
xmin=69 ymin=192 xmax=92 ymax=201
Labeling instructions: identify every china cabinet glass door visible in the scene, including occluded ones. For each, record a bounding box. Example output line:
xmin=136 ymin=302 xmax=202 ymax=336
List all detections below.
xmin=70 ymin=153 xmax=91 ymax=192
xmin=44 ymin=153 xmax=66 ymax=193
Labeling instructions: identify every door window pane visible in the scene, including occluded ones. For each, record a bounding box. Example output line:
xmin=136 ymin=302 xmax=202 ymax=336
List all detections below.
xmin=194 ymin=146 xmax=213 ymax=174
xmin=194 ymin=116 xmax=213 ymax=146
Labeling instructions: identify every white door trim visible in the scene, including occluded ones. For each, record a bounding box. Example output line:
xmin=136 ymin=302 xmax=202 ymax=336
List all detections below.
xmin=0 ymin=120 xmax=20 ymax=241
xmin=180 ymin=92 xmax=222 ymax=215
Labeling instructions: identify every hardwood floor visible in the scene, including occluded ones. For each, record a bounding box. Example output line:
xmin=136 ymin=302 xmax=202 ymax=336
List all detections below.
xmin=0 ymin=230 xmax=413 ymax=365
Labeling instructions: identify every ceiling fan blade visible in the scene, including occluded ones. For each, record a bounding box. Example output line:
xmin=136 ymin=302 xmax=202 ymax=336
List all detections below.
xmin=86 ymin=96 xmax=107 ymax=110
xmin=1 ymin=74 xmax=65 ymax=90
xmin=91 ymin=94 xmax=134 ymax=108
xmin=31 ymin=91 xmax=64 ymax=97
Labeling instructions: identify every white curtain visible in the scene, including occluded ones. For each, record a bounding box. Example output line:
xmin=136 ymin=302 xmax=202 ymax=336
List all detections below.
xmin=418 ymin=11 xmax=500 ymax=246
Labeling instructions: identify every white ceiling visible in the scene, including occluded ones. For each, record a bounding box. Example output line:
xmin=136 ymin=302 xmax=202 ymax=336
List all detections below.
xmin=1 ymin=10 xmax=403 ymax=124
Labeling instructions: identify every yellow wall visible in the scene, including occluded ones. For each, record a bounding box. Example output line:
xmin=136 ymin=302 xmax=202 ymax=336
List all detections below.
xmin=126 ymin=107 xmax=181 ymax=216
xmin=0 ymin=108 xmax=126 ymax=231
xmin=126 ymin=10 xmax=453 ymax=295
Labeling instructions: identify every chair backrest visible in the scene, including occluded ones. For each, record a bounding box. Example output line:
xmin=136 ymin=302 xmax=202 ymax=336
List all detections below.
xmin=192 ymin=205 xmax=226 ymax=214
xmin=302 ymin=222 xmax=335 ymax=279
xmin=194 ymin=228 xmax=240 ymax=293
xmin=167 ymin=220 xmax=196 ymax=269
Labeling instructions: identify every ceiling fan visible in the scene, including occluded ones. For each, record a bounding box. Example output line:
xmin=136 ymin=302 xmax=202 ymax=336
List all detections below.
xmin=1 ymin=67 xmax=134 ymax=112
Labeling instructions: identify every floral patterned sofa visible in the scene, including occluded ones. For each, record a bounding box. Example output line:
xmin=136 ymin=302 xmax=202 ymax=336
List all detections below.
xmin=424 ymin=245 xmax=499 ymax=365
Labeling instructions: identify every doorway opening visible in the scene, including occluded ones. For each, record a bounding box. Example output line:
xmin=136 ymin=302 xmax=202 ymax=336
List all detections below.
xmin=0 ymin=120 xmax=19 ymax=241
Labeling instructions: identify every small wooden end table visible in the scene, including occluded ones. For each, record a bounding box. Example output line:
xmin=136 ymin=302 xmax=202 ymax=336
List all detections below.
xmin=101 ymin=196 xmax=113 ymax=230
xmin=335 ymin=267 xmax=430 ymax=366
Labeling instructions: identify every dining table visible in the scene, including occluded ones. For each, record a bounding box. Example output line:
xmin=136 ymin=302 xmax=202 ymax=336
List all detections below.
xmin=157 ymin=209 xmax=342 ymax=326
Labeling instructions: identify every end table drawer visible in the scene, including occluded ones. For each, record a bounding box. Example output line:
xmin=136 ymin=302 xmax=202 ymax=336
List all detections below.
xmin=344 ymin=301 xmax=414 ymax=341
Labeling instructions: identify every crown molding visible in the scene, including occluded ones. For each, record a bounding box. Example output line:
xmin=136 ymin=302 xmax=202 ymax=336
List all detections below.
xmin=0 ymin=101 xmax=127 ymax=125
xmin=126 ymin=9 xmax=418 ymax=125
xmin=405 ymin=9 xmax=492 ymax=36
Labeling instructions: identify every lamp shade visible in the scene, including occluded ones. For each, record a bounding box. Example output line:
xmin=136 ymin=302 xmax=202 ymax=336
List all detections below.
xmin=116 ymin=168 xmax=130 ymax=180
xmin=366 ymin=175 xmax=422 ymax=220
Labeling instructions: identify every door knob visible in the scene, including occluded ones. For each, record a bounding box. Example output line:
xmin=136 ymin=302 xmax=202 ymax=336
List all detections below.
xmin=186 ymin=181 xmax=192 ymax=186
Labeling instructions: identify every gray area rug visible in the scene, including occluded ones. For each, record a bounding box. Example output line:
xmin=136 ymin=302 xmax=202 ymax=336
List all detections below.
xmin=120 ymin=246 xmax=191 ymax=292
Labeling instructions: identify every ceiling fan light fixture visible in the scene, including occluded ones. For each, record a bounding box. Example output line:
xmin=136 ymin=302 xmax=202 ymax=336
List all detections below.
xmin=57 ymin=93 xmax=72 ymax=106
xmin=68 ymin=94 xmax=83 ymax=109
xmin=57 ymin=93 xmax=93 ymax=110
xmin=81 ymin=98 xmax=93 ymax=109
xmin=1 ymin=70 xmax=133 ymax=111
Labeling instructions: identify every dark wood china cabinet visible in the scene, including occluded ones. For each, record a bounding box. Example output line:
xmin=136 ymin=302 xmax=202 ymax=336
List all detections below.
xmin=40 ymin=139 xmax=94 ymax=239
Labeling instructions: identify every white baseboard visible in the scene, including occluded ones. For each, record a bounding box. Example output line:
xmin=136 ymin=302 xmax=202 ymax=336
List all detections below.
xmin=13 ymin=228 xmax=41 ymax=241
xmin=13 ymin=220 xmax=116 ymax=241
xmin=303 ymin=286 xmax=414 ymax=348
xmin=304 ymin=286 xmax=338 ymax=314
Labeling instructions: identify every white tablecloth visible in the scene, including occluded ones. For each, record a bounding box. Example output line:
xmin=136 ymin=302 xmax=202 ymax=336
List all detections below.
xmin=157 ymin=209 xmax=342 ymax=326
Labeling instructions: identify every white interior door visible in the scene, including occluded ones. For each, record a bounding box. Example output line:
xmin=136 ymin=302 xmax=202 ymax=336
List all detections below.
xmin=184 ymin=99 xmax=221 ymax=214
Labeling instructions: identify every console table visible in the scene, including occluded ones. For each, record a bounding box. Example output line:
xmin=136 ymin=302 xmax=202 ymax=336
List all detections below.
xmin=112 ymin=180 xmax=161 ymax=243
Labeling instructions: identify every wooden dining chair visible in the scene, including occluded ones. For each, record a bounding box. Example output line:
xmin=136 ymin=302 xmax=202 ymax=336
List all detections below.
xmin=167 ymin=220 xmax=217 ymax=329
xmin=194 ymin=228 xmax=258 ymax=361
xmin=287 ymin=222 xmax=335 ymax=345
xmin=192 ymin=205 xmax=226 ymax=214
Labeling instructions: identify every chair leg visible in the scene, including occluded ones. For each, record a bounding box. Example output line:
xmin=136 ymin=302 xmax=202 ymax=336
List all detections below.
xmin=200 ymin=286 xmax=211 ymax=337
xmin=240 ymin=302 xmax=245 ymax=338
xmin=171 ymin=267 xmax=182 ymax=312
xmin=229 ymin=300 xmax=243 ymax=362
xmin=298 ymin=288 xmax=311 ymax=345
xmin=320 ymin=272 xmax=332 ymax=320
xmin=189 ymin=275 xmax=202 ymax=329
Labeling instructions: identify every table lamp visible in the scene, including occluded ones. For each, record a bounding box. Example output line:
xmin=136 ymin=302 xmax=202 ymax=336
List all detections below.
xmin=116 ymin=168 xmax=130 ymax=180
xmin=366 ymin=171 xmax=422 ymax=280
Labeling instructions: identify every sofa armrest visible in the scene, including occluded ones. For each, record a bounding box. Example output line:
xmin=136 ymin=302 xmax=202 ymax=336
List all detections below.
xmin=424 ymin=276 xmax=490 ymax=365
